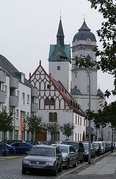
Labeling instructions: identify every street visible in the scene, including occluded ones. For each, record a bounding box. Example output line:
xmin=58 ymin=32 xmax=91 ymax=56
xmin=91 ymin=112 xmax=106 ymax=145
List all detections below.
xmin=0 ymin=156 xmax=80 ymax=179
xmin=0 ymin=152 xmax=116 ymax=179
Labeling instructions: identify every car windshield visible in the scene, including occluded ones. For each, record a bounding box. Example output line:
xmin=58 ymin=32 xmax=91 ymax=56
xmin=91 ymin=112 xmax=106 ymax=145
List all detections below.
xmin=93 ymin=143 xmax=98 ymax=147
xmin=83 ymin=144 xmax=88 ymax=150
xmin=63 ymin=142 xmax=78 ymax=150
xmin=59 ymin=146 xmax=68 ymax=153
xmin=29 ymin=147 xmax=55 ymax=157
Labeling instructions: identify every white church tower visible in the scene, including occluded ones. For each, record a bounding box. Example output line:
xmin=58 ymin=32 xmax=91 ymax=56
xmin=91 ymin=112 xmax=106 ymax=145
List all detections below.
xmin=71 ymin=20 xmax=104 ymax=140
xmin=48 ymin=17 xmax=71 ymax=92
xmin=71 ymin=20 xmax=99 ymax=112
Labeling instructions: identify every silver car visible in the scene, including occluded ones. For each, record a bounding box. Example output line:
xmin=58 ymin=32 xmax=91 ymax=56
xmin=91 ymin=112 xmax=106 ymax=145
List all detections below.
xmin=22 ymin=145 xmax=63 ymax=176
xmin=55 ymin=144 xmax=78 ymax=169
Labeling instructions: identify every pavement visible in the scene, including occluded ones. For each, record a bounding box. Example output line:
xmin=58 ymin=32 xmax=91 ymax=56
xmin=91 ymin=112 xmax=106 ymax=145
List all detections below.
xmin=57 ymin=150 xmax=116 ymax=179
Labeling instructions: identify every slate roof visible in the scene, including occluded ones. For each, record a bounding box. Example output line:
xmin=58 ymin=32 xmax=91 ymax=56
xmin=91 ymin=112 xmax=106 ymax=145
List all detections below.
xmin=73 ymin=20 xmax=96 ymax=42
xmin=71 ymin=86 xmax=82 ymax=95
xmin=0 ymin=54 xmax=31 ymax=87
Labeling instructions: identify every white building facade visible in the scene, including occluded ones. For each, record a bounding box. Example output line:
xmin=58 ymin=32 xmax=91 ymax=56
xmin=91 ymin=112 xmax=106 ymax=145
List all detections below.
xmin=0 ymin=54 xmax=38 ymax=142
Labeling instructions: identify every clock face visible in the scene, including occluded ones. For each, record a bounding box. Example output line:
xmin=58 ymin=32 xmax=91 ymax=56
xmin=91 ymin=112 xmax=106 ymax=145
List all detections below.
xmin=56 ymin=51 xmax=62 ymax=56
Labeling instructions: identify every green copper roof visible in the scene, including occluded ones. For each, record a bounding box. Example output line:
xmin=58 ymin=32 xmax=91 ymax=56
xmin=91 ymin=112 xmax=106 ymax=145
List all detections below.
xmin=48 ymin=42 xmax=71 ymax=63
xmin=48 ymin=18 xmax=71 ymax=63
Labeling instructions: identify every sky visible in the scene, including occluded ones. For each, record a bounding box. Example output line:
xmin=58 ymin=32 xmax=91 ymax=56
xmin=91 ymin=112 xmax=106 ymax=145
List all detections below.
xmin=0 ymin=0 xmax=115 ymax=103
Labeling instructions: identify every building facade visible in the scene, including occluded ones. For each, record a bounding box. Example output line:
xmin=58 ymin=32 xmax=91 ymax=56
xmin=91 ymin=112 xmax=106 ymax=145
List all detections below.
xmin=0 ymin=54 xmax=38 ymax=141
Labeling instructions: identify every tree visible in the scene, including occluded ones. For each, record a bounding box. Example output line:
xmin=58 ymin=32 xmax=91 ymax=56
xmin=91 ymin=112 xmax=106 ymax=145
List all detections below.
xmin=45 ymin=122 xmax=60 ymax=141
xmin=60 ymin=123 xmax=75 ymax=139
xmin=0 ymin=110 xmax=14 ymax=155
xmin=25 ymin=114 xmax=43 ymax=141
xmin=88 ymin=0 xmax=116 ymax=96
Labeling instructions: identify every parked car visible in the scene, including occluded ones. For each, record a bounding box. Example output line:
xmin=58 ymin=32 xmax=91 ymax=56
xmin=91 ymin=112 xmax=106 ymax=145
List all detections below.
xmin=6 ymin=139 xmax=24 ymax=145
xmin=22 ymin=145 xmax=63 ymax=176
xmin=53 ymin=144 xmax=78 ymax=169
xmin=82 ymin=142 xmax=95 ymax=161
xmin=0 ymin=143 xmax=16 ymax=155
xmin=92 ymin=141 xmax=101 ymax=156
xmin=93 ymin=141 xmax=105 ymax=154
xmin=10 ymin=142 xmax=33 ymax=154
xmin=62 ymin=141 xmax=84 ymax=163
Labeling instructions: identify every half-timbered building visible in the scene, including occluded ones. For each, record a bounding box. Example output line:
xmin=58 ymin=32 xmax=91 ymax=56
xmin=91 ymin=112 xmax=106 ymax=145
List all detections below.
xmin=29 ymin=61 xmax=86 ymax=142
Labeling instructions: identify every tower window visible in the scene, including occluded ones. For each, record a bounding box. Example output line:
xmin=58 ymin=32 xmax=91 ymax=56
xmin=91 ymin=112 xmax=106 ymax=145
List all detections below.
xmin=57 ymin=66 xmax=60 ymax=70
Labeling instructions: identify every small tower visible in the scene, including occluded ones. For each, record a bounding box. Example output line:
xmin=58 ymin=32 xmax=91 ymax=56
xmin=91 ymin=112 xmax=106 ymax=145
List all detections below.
xmin=48 ymin=17 xmax=71 ymax=92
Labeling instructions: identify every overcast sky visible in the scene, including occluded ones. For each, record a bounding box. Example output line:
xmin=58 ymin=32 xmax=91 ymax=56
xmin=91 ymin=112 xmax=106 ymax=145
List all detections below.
xmin=0 ymin=0 xmax=115 ymax=103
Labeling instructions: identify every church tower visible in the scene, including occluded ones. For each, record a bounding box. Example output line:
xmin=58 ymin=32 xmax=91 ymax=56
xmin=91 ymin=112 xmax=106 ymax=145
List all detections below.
xmin=71 ymin=20 xmax=99 ymax=112
xmin=48 ymin=17 xmax=71 ymax=92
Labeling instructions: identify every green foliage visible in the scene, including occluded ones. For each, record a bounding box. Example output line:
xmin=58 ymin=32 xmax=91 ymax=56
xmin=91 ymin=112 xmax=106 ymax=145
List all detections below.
xmin=91 ymin=101 xmax=116 ymax=129
xmin=60 ymin=123 xmax=75 ymax=139
xmin=45 ymin=122 xmax=60 ymax=141
xmin=0 ymin=110 xmax=14 ymax=133
xmin=88 ymin=0 xmax=116 ymax=93
xmin=25 ymin=114 xmax=43 ymax=140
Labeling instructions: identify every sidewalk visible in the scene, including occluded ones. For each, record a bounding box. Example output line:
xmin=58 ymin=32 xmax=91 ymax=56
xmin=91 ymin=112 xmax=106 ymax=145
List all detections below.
xmin=58 ymin=151 xmax=116 ymax=179
xmin=0 ymin=155 xmax=22 ymax=161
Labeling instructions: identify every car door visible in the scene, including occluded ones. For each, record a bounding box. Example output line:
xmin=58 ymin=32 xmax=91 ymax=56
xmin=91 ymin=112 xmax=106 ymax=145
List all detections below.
xmin=56 ymin=147 xmax=62 ymax=169
xmin=69 ymin=146 xmax=77 ymax=165
xmin=78 ymin=143 xmax=84 ymax=161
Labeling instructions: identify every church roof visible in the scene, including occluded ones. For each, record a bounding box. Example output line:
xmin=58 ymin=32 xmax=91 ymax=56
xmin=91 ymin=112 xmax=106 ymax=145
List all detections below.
xmin=73 ymin=20 xmax=96 ymax=42
xmin=49 ymin=43 xmax=71 ymax=63
xmin=57 ymin=18 xmax=64 ymax=38
xmin=48 ymin=18 xmax=71 ymax=63
xmin=97 ymin=88 xmax=103 ymax=95
xmin=71 ymin=86 xmax=82 ymax=95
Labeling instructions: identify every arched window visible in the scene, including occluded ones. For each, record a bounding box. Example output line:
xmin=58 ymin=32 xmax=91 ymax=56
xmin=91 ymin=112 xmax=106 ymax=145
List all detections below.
xmin=50 ymin=97 xmax=55 ymax=105
xmin=45 ymin=97 xmax=49 ymax=105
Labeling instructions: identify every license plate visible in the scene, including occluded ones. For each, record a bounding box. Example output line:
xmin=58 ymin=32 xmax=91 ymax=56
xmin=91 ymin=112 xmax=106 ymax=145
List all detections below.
xmin=33 ymin=165 xmax=43 ymax=169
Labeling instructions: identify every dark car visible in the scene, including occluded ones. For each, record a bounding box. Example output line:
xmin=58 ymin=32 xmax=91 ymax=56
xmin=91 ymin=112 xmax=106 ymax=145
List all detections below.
xmin=10 ymin=142 xmax=33 ymax=154
xmin=82 ymin=142 xmax=95 ymax=161
xmin=62 ymin=141 xmax=84 ymax=163
xmin=0 ymin=143 xmax=16 ymax=155
xmin=6 ymin=139 xmax=24 ymax=145
xmin=53 ymin=144 xmax=78 ymax=169
xmin=22 ymin=145 xmax=63 ymax=176
xmin=92 ymin=142 xmax=101 ymax=156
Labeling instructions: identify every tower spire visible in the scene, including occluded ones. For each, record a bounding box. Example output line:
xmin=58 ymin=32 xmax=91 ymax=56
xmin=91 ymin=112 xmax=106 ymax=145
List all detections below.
xmin=56 ymin=16 xmax=64 ymax=46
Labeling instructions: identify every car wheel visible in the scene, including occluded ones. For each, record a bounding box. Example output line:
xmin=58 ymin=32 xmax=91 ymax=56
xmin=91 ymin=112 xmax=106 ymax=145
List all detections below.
xmin=22 ymin=167 xmax=26 ymax=174
xmin=59 ymin=163 xmax=62 ymax=172
xmin=52 ymin=166 xmax=58 ymax=176
xmin=65 ymin=160 xmax=70 ymax=169
xmin=73 ymin=159 xmax=78 ymax=167
xmin=80 ymin=155 xmax=84 ymax=163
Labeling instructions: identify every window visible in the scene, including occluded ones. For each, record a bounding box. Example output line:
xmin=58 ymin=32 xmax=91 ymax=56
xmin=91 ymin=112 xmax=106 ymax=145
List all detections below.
xmin=78 ymin=116 xmax=79 ymax=125
xmin=49 ymin=112 xmax=57 ymax=122
xmin=16 ymin=109 xmax=19 ymax=120
xmin=50 ymin=97 xmax=55 ymax=105
xmin=75 ymin=115 xmax=77 ymax=124
xmin=47 ymin=84 xmax=50 ymax=89
xmin=22 ymin=92 xmax=25 ymax=105
xmin=57 ymin=66 xmax=60 ymax=70
xmin=45 ymin=97 xmax=55 ymax=106
xmin=4 ymin=85 xmax=7 ymax=96
xmin=27 ymin=95 xmax=29 ymax=104
xmin=45 ymin=97 xmax=49 ymax=105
